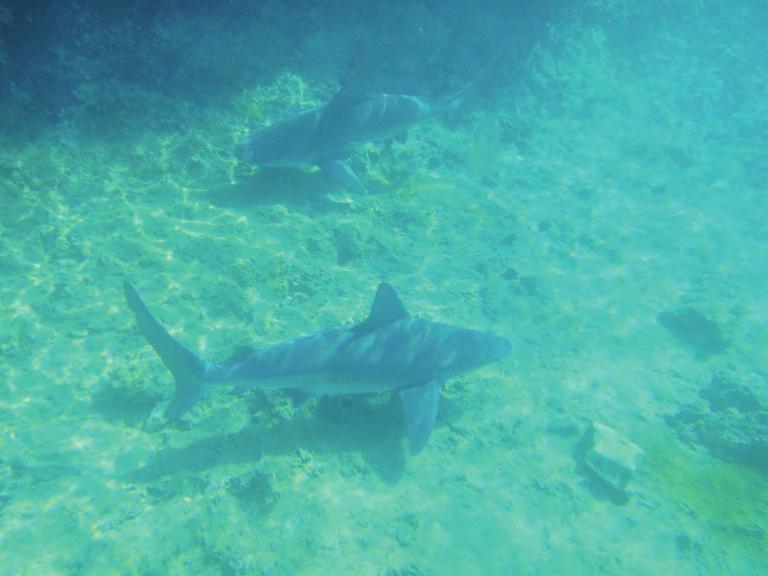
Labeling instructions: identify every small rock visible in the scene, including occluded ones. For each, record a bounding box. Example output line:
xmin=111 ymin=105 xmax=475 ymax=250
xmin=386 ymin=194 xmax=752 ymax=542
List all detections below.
xmin=582 ymin=422 xmax=643 ymax=492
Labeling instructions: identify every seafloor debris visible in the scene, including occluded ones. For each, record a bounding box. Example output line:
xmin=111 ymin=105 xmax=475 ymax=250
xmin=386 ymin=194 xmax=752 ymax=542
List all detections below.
xmin=579 ymin=421 xmax=644 ymax=494
xmin=666 ymin=371 xmax=768 ymax=471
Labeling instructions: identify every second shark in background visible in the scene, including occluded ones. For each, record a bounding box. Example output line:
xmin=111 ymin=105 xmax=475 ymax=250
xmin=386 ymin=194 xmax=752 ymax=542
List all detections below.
xmin=236 ymin=46 xmax=506 ymax=191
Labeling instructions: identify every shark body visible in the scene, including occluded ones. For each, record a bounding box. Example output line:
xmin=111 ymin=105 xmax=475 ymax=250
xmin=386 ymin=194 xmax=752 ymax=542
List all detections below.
xmin=236 ymin=89 xmax=460 ymax=191
xmin=124 ymin=281 xmax=510 ymax=452
xmin=235 ymin=43 xmax=510 ymax=191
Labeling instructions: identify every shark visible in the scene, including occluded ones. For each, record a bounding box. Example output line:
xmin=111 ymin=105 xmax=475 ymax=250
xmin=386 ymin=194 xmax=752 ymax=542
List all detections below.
xmin=236 ymin=89 xmax=463 ymax=192
xmin=123 ymin=280 xmax=511 ymax=453
xmin=236 ymin=49 xmax=505 ymax=191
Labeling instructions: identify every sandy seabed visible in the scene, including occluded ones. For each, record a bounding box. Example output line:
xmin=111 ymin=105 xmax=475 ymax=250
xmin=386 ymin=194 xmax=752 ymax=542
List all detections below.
xmin=1 ymin=3 xmax=766 ymax=575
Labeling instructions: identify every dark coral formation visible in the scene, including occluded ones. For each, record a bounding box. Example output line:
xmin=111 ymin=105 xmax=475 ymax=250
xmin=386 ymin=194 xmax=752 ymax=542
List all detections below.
xmin=666 ymin=371 xmax=768 ymax=471
xmin=658 ymin=307 xmax=728 ymax=359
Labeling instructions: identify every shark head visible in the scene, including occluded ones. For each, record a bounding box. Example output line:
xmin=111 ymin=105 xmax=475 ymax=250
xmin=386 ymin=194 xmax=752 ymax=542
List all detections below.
xmin=440 ymin=327 xmax=512 ymax=376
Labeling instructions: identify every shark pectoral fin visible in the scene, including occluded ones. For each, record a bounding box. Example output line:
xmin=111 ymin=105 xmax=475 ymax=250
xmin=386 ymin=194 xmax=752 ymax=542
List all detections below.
xmin=399 ymin=380 xmax=442 ymax=454
xmin=319 ymin=159 xmax=366 ymax=193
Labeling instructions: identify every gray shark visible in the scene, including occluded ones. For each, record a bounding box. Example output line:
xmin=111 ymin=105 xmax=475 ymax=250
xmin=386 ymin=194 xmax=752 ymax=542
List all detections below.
xmin=236 ymin=49 xmax=505 ymax=191
xmin=124 ymin=280 xmax=511 ymax=453
xmin=236 ymin=89 xmax=462 ymax=192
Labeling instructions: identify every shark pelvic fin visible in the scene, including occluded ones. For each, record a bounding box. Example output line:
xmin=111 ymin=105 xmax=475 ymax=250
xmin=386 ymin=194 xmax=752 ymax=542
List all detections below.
xmin=123 ymin=281 xmax=209 ymax=419
xmin=400 ymin=380 xmax=441 ymax=454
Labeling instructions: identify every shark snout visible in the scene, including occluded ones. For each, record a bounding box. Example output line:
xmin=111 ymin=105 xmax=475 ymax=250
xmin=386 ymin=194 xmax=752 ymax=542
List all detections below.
xmin=454 ymin=330 xmax=512 ymax=373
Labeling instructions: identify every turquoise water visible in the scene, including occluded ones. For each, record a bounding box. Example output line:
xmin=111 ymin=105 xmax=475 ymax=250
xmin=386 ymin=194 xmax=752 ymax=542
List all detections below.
xmin=1 ymin=1 xmax=766 ymax=574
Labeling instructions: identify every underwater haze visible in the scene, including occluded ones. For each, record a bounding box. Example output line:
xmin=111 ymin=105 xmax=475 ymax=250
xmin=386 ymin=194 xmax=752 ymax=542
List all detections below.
xmin=1 ymin=0 xmax=767 ymax=574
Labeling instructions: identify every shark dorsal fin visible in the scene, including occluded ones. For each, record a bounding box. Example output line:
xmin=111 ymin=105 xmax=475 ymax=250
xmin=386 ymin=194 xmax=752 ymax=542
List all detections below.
xmin=323 ymin=88 xmax=369 ymax=117
xmin=353 ymin=283 xmax=409 ymax=336
xmin=368 ymin=282 xmax=409 ymax=325
xmin=314 ymin=88 xmax=369 ymax=138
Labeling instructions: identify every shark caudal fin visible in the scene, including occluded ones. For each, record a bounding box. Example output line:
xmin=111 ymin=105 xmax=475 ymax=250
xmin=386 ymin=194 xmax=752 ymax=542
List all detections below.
xmin=123 ymin=281 xmax=210 ymax=419
xmin=434 ymin=42 xmax=509 ymax=115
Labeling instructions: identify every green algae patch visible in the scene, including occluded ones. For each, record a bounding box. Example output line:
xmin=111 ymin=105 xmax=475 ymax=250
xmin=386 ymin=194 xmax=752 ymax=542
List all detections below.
xmin=646 ymin=433 xmax=767 ymax=557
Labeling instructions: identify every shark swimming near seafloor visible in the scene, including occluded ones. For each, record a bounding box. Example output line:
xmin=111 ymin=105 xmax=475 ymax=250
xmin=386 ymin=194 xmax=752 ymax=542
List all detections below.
xmin=236 ymin=48 xmax=506 ymax=191
xmin=124 ymin=280 xmax=511 ymax=453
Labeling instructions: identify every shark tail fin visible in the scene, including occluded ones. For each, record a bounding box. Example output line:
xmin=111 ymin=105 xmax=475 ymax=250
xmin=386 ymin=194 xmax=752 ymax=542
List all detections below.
xmin=123 ymin=281 xmax=210 ymax=419
xmin=435 ymin=42 xmax=510 ymax=115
